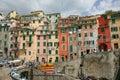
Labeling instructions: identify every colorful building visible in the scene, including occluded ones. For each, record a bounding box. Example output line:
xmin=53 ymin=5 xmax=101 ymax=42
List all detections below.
xmin=36 ymin=24 xmax=49 ymax=63
xmin=68 ymin=15 xmax=80 ymax=60
xmin=47 ymin=13 xmax=61 ymax=63
xmin=107 ymin=12 xmax=120 ymax=50
xmin=0 ymin=20 xmax=11 ymax=58
xmin=58 ymin=18 xmax=71 ymax=61
xmin=78 ymin=15 xmax=100 ymax=55
xmin=98 ymin=15 xmax=111 ymax=51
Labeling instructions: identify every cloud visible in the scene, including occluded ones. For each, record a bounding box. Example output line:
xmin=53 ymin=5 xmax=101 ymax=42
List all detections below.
xmin=0 ymin=0 xmax=120 ymax=17
xmin=88 ymin=0 xmax=120 ymax=15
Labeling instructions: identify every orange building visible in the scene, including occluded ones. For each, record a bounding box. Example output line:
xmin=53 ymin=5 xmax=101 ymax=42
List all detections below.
xmin=58 ymin=18 xmax=71 ymax=61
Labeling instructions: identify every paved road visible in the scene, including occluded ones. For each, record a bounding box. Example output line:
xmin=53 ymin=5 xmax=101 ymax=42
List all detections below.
xmin=0 ymin=66 xmax=12 ymax=80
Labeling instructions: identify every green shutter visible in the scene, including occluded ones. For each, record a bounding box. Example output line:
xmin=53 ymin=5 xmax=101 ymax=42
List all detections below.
xmin=33 ymin=20 xmax=35 ymax=23
xmin=90 ymin=32 xmax=93 ymax=37
xmin=56 ymin=50 xmax=58 ymax=54
xmin=43 ymin=49 xmax=46 ymax=53
xmin=39 ymin=20 xmax=41 ymax=23
xmin=101 ymin=28 xmax=104 ymax=32
xmin=27 ymin=31 xmax=29 ymax=35
xmin=4 ymin=41 xmax=6 ymax=46
xmin=43 ymin=42 xmax=46 ymax=46
xmin=49 ymin=50 xmax=51 ymax=54
xmin=55 ymin=57 xmax=58 ymax=62
xmin=37 ymin=42 xmax=40 ymax=46
xmin=5 ymin=34 xmax=7 ymax=39
xmin=69 ymin=37 xmax=72 ymax=41
xmin=23 ymin=35 xmax=25 ymax=40
xmin=49 ymin=35 xmax=51 ymax=39
xmin=112 ymin=19 xmax=115 ymax=24
xmin=55 ymin=35 xmax=58 ymax=39
xmin=36 ymin=57 xmax=39 ymax=62
xmin=70 ymin=45 xmax=73 ymax=52
xmin=90 ymin=25 xmax=92 ymax=29
xmin=29 ymin=35 xmax=32 ymax=41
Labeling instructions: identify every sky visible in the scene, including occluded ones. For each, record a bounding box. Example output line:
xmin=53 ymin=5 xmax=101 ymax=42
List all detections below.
xmin=0 ymin=0 xmax=120 ymax=17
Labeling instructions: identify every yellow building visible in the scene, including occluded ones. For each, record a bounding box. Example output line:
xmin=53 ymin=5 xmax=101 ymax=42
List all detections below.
xmin=7 ymin=10 xmax=19 ymax=19
xmin=19 ymin=28 xmax=37 ymax=61
xmin=47 ymin=31 xmax=59 ymax=63
xmin=107 ymin=12 xmax=120 ymax=50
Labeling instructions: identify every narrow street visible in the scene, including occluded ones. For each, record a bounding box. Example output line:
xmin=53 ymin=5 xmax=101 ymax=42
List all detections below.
xmin=0 ymin=66 xmax=12 ymax=80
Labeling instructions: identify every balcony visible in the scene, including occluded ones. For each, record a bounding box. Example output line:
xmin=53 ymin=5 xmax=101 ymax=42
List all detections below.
xmin=26 ymin=39 xmax=33 ymax=43
xmin=11 ymin=47 xmax=18 ymax=51
xmin=19 ymin=47 xmax=26 ymax=51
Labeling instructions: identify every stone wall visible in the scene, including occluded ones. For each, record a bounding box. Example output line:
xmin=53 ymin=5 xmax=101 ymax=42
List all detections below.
xmin=55 ymin=50 xmax=120 ymax=80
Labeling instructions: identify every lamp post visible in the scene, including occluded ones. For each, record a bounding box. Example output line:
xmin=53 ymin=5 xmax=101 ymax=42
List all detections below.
xmin=29 ymin=62 xmax=34 ymax=80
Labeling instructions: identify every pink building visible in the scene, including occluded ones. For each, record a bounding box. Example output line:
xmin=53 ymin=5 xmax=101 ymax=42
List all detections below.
xmin=36 ymin=24 xmax=49 ymax=63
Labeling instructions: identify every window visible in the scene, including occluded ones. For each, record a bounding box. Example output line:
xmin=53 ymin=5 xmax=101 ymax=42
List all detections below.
xmin=70 ymin=45 xmax=73 ymax=52
xmin=48 ymin=35 xmax=51 ymax=39
xmin=101 ymin=28 xmax=104 ymax=32
xmin=90 ymin=25 xmax=92 ymax=29
xmin=49 ymin=58 xmax=52 ymax=63
xmin=37 ymin=49 xmax=40 ymax=53
xmin=112 ymin=19 xmax=115 ymax=24
xmin=43 ymin=42 xmax=46 ymax=46
xmin=29 ymin=51 xmax=31 ymax=55
xmin=37 ymin=36 xmax=40 ymax=40
xmin=62 ymin=45 xmax=66 ymax=50
xmin=23 ymin=35 xmax=25 ymax=40
xmin=62 ymin=36 xmax=65 ymax=42
xmin=33 ymin=20 xmax=35 ymax=23
xmin=84 ymin=33 xmax=87 ymax=37
xmin=28 ymin=43 xmax=32 ymax=47
xmin=37 ymin=42 xmax=40 ymax=46
xmin=69 ymin=37 xmax=72 ymax=41
xmin=78 ymin=41 xmax=82 ymax=45
xmin=4 ymin=41 xmax=6 ymax=46
xmin=74 ymin=37 xmax=77 ymax=41
xmin=5 ymin=34 xmax=7 ymax=39
xmin=42 ymin=26 xmax=44 ymax=29
xmin=85 ymin=25 xmax=87 ymax=29
xmin=24 ymin=52 xmax=26 ymax=55
xmin=40 ymin=31 xmax=43 ymax=34
xmin=44 ymin=36 xmax=46 ymax=40
xmin=32 ymin=31 xmax=34 ymax=35
xmin=36 ymin=57 xmax=39 ymax=62
xmin=61 ymin=29 xmax=66 ymax=33
xmin=29 ymin=35 xmax=32 ymax=41
xmin=103 ymin=36 xmax=106 ymax=42
xmin=26 ymin=31 xmax=29 ymax=35
xmin=90 ymin=32 xmax=93 ymax=37
xmin=43 ymin=49 xmax=46 ymax=53
xmin=91 ymin=40 xmax=94 ymax=45
xmin=112 ymin=34 xmax=119 ymax=39
xmin=39 ymin=20 xmax=41 ymax=23
xmin=49 ymin=42 xmax=53 ymax=46
xmin=114 ymin=43 xmax=119 ymax=49
xmin=79 ymin=33 xmax=81 ymax=37
xmin=49 ymin=50 xmax=51 ymax=54
xmin=23 ymin=43 xmax=25 ymax=49
xmin=111 ymin=27 xmax=118 ymax=32
xmin=55 ymin=57 xmax=59 ymax=62
xmin=55 ymin=35 xmax=58 ymax=39
xmin=56 ymin=50 xmax=58 ymax=54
